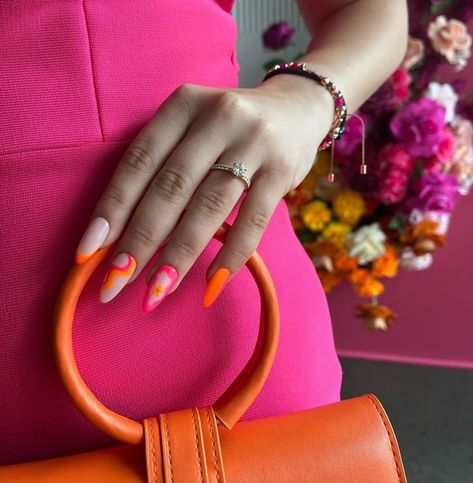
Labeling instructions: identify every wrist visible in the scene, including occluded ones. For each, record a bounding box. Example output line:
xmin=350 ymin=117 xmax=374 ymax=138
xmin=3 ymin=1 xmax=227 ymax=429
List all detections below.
xmin=256 ymin=67 xmax=336 ymax=146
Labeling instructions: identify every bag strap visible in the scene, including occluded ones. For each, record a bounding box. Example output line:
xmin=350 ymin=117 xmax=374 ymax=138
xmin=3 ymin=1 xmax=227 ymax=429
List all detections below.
xmin=53 ymin=222 xmax=280 ymax=445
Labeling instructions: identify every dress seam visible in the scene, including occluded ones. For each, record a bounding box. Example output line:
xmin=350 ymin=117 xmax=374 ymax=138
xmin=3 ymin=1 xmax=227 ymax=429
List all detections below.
xmin=0 ymin=138 xmax=135 ymax=158
xmin=81 ymin=0 xmax=105 ymax=142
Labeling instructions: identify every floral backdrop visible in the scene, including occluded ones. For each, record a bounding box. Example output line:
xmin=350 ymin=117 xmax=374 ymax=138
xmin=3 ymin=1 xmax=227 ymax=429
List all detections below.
xmin=262 ymin=1 xmax=473 ymax=329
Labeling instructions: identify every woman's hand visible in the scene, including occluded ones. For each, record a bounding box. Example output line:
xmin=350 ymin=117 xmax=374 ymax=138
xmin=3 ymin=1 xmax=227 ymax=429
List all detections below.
xmin=75 ymin=75 xmax=333 ymax=312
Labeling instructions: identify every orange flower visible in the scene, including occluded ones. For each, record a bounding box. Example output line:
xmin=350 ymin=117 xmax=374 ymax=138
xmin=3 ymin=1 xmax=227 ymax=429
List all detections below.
xmin=347 ymin=268 xmax=370 ymax=284
xmin=306 ymin=239 xmax=344 ymax=259
xmin=290 ymin=216 xmax=305 ymax=231
xmin=349 ymin=269 xmax=384 ymax=297
xmin=400 ymin=220 xmax=446 ymax=255
xmin=333 ymin=254 xmax=359 ymax=274
xmin=356 ymin=303 xmax=397 ymax=330
xmin=354 ymin=277 xmax=384 ymax=297
xmin=371 ymin=244 xmax=399 ymax=278
xmin=318 ymin=270 xmax=344 ymax=293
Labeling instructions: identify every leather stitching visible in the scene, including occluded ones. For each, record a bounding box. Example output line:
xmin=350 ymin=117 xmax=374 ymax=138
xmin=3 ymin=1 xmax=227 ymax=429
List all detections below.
xmin=205 ymin=407 xmax=220 ymax=483
xmin=366 ymin=394 xmax=404 ymax=483
xmin=191 ymin=409 xmax=204 ymax=483
xmin=162 ymin=414 xmax=174 ymax=483
xmin=147 ymin=419 xmax=158 ymax=483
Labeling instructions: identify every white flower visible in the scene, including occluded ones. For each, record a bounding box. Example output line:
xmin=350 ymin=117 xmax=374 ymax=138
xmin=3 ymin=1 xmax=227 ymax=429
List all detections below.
xmin=424 ymin=82 xmax=458 ymax=123
xmin=400 ymin=249 xmax=433 ymax=271
xmin=347 ymin=223 xmax=386 ymax=265
xmin=408 ymin=209 xmax=451 ymax=235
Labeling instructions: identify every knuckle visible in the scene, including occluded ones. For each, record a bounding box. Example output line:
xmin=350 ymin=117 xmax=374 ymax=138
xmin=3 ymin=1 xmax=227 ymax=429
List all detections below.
xmin=230 ymin=244 xmax=253 ymax=265
xmin=196 ymin=188 xmax=229 ymax=218
xmin=170 ymin=83 xmax=195 ymax=114
xmin=152 ymin=167 xmax=191 ymax=202
xmin=172 ymin=238 xmax=198 ymax=259
xmin=102 ymin=184 xmax=130 ymax=209
xmin=252 ymin=116 xmax=274 ymax=139
xmin=124 ymin=141 xmax=156 ymax=173
xmin=245 ymin=209 xmax=270 ymax=233
xmin=217 ymin=90 xmax=247 ymax=115
xmin=128 ymin=223 xmax=158 ymax=248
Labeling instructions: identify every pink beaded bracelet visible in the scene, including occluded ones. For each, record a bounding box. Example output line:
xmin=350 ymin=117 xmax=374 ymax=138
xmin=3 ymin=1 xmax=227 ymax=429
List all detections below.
xmin=262 ymin=61 xmax=348 ymax=152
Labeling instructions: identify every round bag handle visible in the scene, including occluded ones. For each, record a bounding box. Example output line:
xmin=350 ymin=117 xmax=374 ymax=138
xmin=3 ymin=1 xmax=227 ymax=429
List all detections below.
xmin=53 ymin=223 xmax=280 ymax=445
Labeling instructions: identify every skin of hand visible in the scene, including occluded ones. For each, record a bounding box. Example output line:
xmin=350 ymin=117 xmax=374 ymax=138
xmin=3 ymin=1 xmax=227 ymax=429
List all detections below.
xmin=75 ymin=0 xmax=408 ymax=312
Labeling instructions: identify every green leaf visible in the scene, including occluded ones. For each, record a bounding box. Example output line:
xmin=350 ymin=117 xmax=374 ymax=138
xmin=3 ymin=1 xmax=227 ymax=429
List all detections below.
xmin=387 ymin=216 xmax=405 ymax=231
xmin=263 ymin=58 xmax=287 ymax=71
xmin=430 ymin=0 xmax=453 ymax=15
xmin=298 ymin=230 xmax=317 ymax=245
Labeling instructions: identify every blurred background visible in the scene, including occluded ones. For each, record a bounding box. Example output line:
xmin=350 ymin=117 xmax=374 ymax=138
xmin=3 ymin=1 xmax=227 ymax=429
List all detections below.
xmin=233 ymin=1 xmax=473 ymax=482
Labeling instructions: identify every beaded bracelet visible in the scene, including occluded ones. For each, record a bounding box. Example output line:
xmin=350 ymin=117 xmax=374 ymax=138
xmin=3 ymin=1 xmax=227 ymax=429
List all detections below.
xmin=262 ymin=61 xmax=347 ymax=151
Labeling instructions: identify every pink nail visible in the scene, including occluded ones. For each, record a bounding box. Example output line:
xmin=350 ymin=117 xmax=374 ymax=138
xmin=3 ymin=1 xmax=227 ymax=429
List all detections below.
xmin=142 ymin=265 xmax=178 ymax=313
xmin=99 ymin=253 xmax=137 ymax=303
xmin=75 ymin=216 xmax=110 ymax=264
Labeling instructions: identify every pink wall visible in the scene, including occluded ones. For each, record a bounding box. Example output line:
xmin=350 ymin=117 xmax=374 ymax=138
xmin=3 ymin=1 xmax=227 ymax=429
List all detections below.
xmin=330 ymin=19 xmax=473 ymax=369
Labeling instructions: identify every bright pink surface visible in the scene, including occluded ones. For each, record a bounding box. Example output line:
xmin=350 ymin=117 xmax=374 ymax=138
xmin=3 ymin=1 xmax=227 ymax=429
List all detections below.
xmin=331 ymin=33 xmax=473 ymax=369
xmin=0 ymin=1 xmax=341 ymax=465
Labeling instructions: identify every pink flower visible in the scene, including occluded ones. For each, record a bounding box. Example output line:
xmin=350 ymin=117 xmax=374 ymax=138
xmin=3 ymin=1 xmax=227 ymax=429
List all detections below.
xmin=446 ymin=116 xmax=473 ymax=194
xmin=262 ymin=22 xmax=295 ymax=50
xmin=402 ymin=37 xmax=425 ymax=71
xmin=404 ymin=172 xmax=459 ymax=213
xmin=392 ymin=69 xmax=411 ymax=105
xmin=375 ymin=145 xmax=414 ymax=205
xmin=334 ymin=112 xmax=366 ymax=156
xmin=424 ymin=128 xmax=455 ymax=172
xmin=378 ymin=144 xmax=414 ymax=174
xmin=428 ymin=16 xmax=472 ymax=70
xmin=364 ymin=68 xmax=411 ymax=113
xmin=390 ymin=98 xmax=446 ymax=157
xmin=378 ymin=170 xmax=410 ymax=204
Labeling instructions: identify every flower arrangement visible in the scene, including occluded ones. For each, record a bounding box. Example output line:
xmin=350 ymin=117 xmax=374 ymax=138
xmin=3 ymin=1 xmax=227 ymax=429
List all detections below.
xmin=262 ymin=3 xmax=473 ymax=330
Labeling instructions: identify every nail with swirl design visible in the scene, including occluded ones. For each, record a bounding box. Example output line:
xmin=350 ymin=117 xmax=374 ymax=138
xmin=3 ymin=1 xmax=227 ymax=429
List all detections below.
xmin=99 ymin=253 xmax=137 ymax=303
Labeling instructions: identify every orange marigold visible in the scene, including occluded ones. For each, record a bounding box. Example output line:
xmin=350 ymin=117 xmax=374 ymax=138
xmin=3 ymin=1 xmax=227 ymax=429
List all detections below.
xmin=355 ymin=278 xmax=384 ymax=297
xmin=371 ymin=244 xmax=399 ymax=278
xmin=318 ymin=270 xmax=344 ymax=293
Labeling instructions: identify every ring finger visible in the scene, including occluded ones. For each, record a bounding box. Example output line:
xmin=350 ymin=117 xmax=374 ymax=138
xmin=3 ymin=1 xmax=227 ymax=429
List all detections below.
xmin=142 ymin=153 xmax=260 ymax=313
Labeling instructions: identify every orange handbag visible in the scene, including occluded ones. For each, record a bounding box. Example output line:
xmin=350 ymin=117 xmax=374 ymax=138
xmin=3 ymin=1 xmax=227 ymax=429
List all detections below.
xmin=0 ymin=223 xmax=408 ymax=482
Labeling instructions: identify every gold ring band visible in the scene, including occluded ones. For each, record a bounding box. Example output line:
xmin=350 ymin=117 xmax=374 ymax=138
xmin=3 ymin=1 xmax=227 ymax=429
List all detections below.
xmin=210 ymin=162 xmax=252 ymax=190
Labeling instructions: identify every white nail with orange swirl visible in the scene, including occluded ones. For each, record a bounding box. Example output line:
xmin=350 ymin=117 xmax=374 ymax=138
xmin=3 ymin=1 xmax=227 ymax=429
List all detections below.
xmin=99 ymin=253 xmax=137 ymax=303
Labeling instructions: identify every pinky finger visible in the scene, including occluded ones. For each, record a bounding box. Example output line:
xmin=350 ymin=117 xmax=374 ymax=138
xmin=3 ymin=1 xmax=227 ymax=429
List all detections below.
xmin=203 ymin=172 xmax=284 ymax=307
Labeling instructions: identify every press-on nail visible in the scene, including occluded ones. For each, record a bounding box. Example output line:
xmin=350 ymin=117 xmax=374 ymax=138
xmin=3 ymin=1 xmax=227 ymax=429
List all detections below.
xmin=75 ymin=216 xmax=110 ymax=264
xmin=142 ymin=265 xmax=178 ymax=313
xmin=203 ymin=268 xmax=231 ymax=308
xmin=100 ymin=253 xmax=137 ymax=303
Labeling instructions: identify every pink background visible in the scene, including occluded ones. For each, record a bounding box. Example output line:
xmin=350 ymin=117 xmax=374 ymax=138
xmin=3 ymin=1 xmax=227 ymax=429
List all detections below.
xmin=330 ymin=37 xmax=473 ymax=369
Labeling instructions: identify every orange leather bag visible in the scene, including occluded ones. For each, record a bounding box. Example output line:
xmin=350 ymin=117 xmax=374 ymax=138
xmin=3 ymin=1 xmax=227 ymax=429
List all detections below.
xmin=0 ymin=224 xmax=408 ymax=482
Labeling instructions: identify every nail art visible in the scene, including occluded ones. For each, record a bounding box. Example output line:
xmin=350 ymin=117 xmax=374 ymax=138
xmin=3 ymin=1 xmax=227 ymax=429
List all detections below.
xmin=75 ymin=216 xmax=110 ymax=264
xmin=142 ymin=265 xmax=178 ymax=313
xmin=203 ymin=268 xmax=231 ymax=308
xmin=99 ymin=253 xmax=137 ymax=303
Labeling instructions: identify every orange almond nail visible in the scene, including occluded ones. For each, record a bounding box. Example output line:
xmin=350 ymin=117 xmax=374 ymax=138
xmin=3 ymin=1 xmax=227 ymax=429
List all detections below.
xmin=203 ymin=268 xmax=231 ymax=308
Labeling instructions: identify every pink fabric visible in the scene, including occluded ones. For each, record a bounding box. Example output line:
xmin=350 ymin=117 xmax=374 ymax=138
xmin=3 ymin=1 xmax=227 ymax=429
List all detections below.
xmin=0 ymin=0 xmax=342 ymax=465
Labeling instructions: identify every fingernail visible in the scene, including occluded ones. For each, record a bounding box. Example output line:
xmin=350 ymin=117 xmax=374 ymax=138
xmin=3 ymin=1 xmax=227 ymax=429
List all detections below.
xmin=99 ymin=253 xmax=137 ymax=303
xmin=75 ymin=216 xmax=110 ymax=264
xmin=142 ymin=265 xmax=178 ymax=313
xmin=203 ymin=268 xmax=232 ymax=308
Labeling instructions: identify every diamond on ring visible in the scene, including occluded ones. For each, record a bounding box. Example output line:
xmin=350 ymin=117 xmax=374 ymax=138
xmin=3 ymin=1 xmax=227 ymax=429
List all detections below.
xmin=210 ymin=162 xmax=252 ymax=189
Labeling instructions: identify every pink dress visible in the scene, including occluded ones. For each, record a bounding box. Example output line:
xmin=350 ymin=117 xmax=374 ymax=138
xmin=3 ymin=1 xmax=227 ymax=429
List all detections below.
xmin=0 ymin=0 xmax=342 ymax=465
